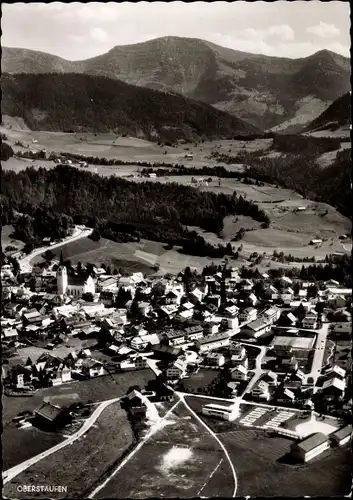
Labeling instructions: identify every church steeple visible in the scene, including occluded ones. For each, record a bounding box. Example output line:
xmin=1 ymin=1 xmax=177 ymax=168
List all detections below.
xmin=59 ymin=250 xmax=64 ymax=266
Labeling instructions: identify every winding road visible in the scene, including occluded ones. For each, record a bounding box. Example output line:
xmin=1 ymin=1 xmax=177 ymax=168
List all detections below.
xmin=2 ymin=397 xmax=120 ymax=485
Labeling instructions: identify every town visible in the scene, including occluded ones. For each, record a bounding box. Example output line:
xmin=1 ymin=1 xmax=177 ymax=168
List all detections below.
xmin=2 ymin=225 xmax=352 ymax=488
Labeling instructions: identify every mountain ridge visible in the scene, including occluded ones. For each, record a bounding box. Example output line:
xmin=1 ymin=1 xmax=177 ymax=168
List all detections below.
xmin=1 ymin=72 xmax=259 ymax=141
xmin=2 ymin=37 xmax=350 ymax=131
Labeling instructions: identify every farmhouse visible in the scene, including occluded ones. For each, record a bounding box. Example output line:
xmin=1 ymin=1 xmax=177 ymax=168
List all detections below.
xmin=290 ymin=433 xmax=330 ymax=462
xmin=34 ymin=402 xmax=71 ymax=429
xmin=202 ymin=401 xmax=240 ymax=421
xmin=302 ymin=312 xmax=318 ymax=330
xmin=239 ymin=307 xmax=257 ymax=324
xmin=231 ymin=364 xmax=248 ymax=381
xmin=196 ymin=332 xmax=230 ymax=352
xmin=250 ymin=380 xmax=270 ymax=401
xmin=330 ymin=425 xmax=352 ymax=447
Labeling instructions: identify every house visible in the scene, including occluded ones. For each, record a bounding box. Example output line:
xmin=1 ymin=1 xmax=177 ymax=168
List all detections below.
xmin=166 ymin=359 xmax=188 ymax=379
xmin=330 ymin=425 xmax=352 ymax=447
xmin=239 ymin=307 xmax=257 ymax=324
xmin=278 ymin=312 xmax=298 ymax=327
xmin=231 ymin=354 xmax=249 ymax=370
xmin=324 ymin=365 xmax=346 ymax=380
xmin=138 ymin=302 xmax=151 ymax=316
xmin=275 ymin=387 xmax=295 ymax=404
xmin=245 ymin=293 xmax=258 ymax=307
xmin=126 ymin=390 xmax=147 ymax=416
xmin=152 ymin=345 xmax=181 ymax=360
xmin=34 ymin=402 xmax=71 ymax=429
xmin=290 ymin=433 xmax=330 ymax=462
xmin=261 ymin=371 xmax=279 ymax=387
xmin=52 ymin=364 xmax=72 ymax=386
xmin=302 ymin=313 xmax=318 ymax=330
xmin=81 ymin=359 xmax=105 ymax=378
xmin=241 ymin=319 xmax=271 ymax=338
xmin=262 ymin=306 xmax=281 ymax=324
xmin=321 ymin=377 xmax=345 ymax=398
xmin=165 ymin=330 xmax=186 ymax=347
xmin=202 ymin=401 xmax=240 ymax=421
xmin=281 ymin=288 xmax=295 ymax=305
xmin=231 ymin=365 xmax=248 ymax=381
xmin=328 ymin=295 xmax=346 ymax=309
xmin=229 ymin=342 xmax=246 ymax=358
xmin=205 ymin=353 xmax=225 ymax=367
xmin=185 ymin=325 xmax=204 ymax=341
xmin=310 ymin=239 xmax=323 ymax=245
xmin=2 ymin=327 xmax=19 ymax=343
xmin=250 ymin=381 xmax=270 ymax=401
xmin=205 ymin=322 xmax=220 ymax=335
xmin=196 ymin=332 xmax=230 ymax=352
xmin=263 ymin=285 xmax=279 ymax=301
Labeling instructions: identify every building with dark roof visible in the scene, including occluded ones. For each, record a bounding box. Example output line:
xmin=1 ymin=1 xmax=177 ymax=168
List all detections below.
xmin=290 ymin=433 xmax=330 ymax=462
xmin=34 ymin=402 xmax=71 ymax=429
xmin=330 ymin=425 xmax=352 ymax=447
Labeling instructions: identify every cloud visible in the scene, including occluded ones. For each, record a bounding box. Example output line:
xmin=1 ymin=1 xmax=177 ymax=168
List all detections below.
xmin=77 ymin=4 xmax=120 ymax=23
xmin=307 ymin=22 xmax=340 ymax=39
xmin=239 ymin=24 xmax=295 ymax=42
xmin=68 ymin=35 xmax=86 ymax=44
xmin=90 ymin=28 xmax=109 ymax=43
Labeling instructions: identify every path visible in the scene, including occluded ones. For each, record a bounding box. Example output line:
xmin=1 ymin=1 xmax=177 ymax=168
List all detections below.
xmin=303 ymin=323 xmax=330 ymax=386
xmin=180 ymin=393 xmax=238 ymax=497
xmin=2 ymin=397 xmax=120 ymax=484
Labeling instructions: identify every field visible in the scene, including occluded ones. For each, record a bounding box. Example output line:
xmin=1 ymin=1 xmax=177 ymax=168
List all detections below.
xmin=1 ymin=224 xmax=25 ymax=251
xmin=3 ymin=401 xmax=134 ymax=499
xmin=94 ymin=399 xmax=234 ymax=498
xmin=2 ymin=127 xmax=351 ymax=270
xmin=2 ymin=370 xmax=155 ymax=469
xmin=220 ymin=429 xmax=351 ymax=496
xmin=184 ymin=395 xmax=351 ymax=496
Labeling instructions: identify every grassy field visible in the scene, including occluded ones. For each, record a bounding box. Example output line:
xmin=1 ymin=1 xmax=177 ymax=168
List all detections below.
xmin=95 ymin=400 xmax=233 ymax=498
xmin=180 ymin=369 xmax=220 ymax=393
xmin=221 ymin=430 xmax=351 ymax=496
xmin=3 ymin=401 xmax=134 ymax=499
xmin=2 ymin=370 xmax=155 ymax=470
xmin=1 ymin=224 xmax=25 ymax=251
xmin=3 ymin=127 xmax=351 ymax=268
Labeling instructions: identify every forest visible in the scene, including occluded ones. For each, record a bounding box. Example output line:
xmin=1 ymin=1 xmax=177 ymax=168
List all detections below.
xmin=1 ymin=165 xmax=267 ymax=257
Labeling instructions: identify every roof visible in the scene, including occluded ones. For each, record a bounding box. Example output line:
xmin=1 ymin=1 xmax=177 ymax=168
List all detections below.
xmin=197 ymin=332 xmax=229 ymax=345
xmin=232 ymin=365 xmax=247 ymax=374
xmin=165 ymin=330 xmax=185 ymax=340
xmin=322 ymin=377 xmax=345 ymax=392
xmin=244 ymin=319 xmax=270 ymax=332
xmin=68 ymin=275 xmax=89 ymax=286
xmin=295 ymin=433 xmax=329 ymax=452
xmin=331 ymin=425 xmax=352 ymax=442
xmin=34 ymin=402 xmax=65 ymax=422
xmin=271 ymin=335 xmax=315 ymax=350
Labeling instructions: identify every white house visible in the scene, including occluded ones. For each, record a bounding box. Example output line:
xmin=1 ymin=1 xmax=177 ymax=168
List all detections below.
xmin=330 ymin=425 xmax=352 ymax=447
xmin=251 ymin=381 xmax=270 ymax=401
xmin=241 ymin=319 xmax=272 ymax=338
xmin=197 ymin=332 xmax=230 ymax=352
xmin=302 ymin=313 xmax=318 ymax=330
xmin=239 ymin=307 xmax=257 ymax=324
xmin=205 ymin=352 xmax=225 ymax=367
xmin=166 ymin=359 xmax=188 ymax=379
xmin=231 ymin=365 xmax=248 ymax=381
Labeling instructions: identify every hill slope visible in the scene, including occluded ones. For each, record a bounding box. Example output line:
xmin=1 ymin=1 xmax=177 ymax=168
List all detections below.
xmin=2 ymin=38 xmax=350 ymax=130
xmin=303 ymin=92 xmax=351 ymax=133
xmin=1 ymin=73 xmax=258 ymax=141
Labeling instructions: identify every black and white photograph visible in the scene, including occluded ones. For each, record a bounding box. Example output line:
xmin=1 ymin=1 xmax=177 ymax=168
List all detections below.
xmin=1 ymin=1 xmax=351 ymax=498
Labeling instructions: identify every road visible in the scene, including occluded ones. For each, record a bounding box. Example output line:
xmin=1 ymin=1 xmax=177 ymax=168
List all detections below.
xmin=15 ymin=225 xmax=92 ymax=273
xmin=88 ymin=397 xmax=182 ymax=498
xmin=2 ymin=397 xmax=120 ymax=484
xmin=180 ymin=393 xmax=238 ymax=497
xmin=239 ymin=343 xmax=268 ymax=398
xmin=303 ymin=323 xmax=330 ymax=386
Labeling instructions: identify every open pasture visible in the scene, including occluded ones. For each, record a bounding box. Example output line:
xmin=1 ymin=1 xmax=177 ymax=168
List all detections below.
xmin=3 ymin=401 xmax=134 ymax=499
xmin=95 ymin=399 xmax=233 ymax=499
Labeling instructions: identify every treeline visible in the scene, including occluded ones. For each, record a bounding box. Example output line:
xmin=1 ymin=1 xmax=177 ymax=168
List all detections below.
xmin=240 ymin=254 xmax=352 ymax=287
xmin=271 ymin=134 xmax=341 ymax=155
xmin=1 ymin=165 xmax=267 ymax=257
xmin=1 ymin=142 xmax=14 ymax=161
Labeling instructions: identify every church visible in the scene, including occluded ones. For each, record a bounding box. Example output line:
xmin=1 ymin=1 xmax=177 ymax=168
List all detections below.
xmin=56 ymin=252 xmax=95 ymax=297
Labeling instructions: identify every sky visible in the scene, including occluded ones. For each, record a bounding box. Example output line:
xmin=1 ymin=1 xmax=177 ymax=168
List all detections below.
xmin=2 ymin=1 xmax=350 ymax=61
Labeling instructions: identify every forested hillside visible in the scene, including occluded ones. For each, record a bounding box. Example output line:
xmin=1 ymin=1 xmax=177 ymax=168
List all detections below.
xmin=1 ymin=165 xmax=269 ymax=257
xmin=1 ymin=73 xmax=258 ymax=142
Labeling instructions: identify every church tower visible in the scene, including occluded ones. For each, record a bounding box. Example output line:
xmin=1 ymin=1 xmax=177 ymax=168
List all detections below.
xmin=56 ymin=251 xmax=68 ymax=295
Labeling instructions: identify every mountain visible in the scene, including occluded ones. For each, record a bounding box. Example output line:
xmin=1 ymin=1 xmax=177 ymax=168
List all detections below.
xmin=1 ymin=73 xmax=259 ymax=141
xmin=2 ymin=38 xmax=350 ymax=131
xmin=303 ymin=92 xmax=351 ymax=133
